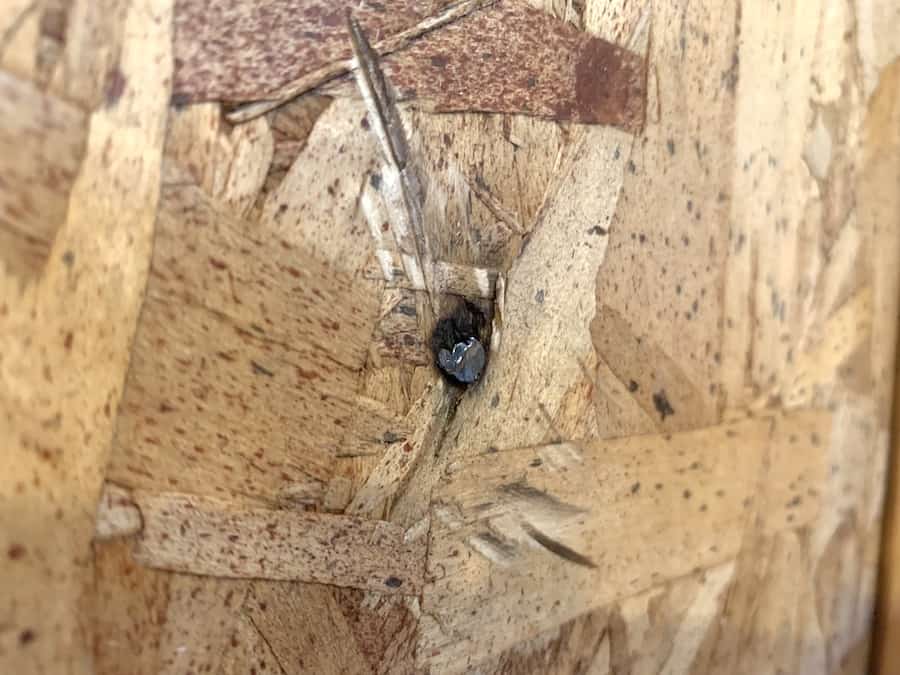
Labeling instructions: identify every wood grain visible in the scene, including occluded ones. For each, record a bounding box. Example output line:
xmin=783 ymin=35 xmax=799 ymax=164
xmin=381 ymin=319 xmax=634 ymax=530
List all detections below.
xmin=174 ymin=0 xmax=644 ymax=129
xmin=419 ymin=409 xmax=829 ymax=672
xmin=379 ymin=0 xmax=645 ymax=129
xmin=0 ymin=0 xmax=172 ymax=671
xmin=348 ymin=379 xmax=454 ymax=522
xmin=2 ymin=0 xmax=899 ymax=671
xmin=106 ymin=174 xmax=380 ymax=504
xmin=91 ymin=539 xmax=170 ymax=675
xmin=173 ymin=0 xmax=464 ymax=101
xmin=869 ymin=56 xmax=900 ymax=675
xmin=0 ymin=69 xmax=86 ymax=281
xmin=132 ymin=491 xmax=427 ymax=594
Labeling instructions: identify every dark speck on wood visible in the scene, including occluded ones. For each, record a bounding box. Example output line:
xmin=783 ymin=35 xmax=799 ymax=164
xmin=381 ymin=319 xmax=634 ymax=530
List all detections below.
xmin=251 ymin=361 xmax=275 ymax=377
xmin=522 ymin=523 xmax=596 ymax=569
xmin=652 ymin=390 xmax=675 ymax=420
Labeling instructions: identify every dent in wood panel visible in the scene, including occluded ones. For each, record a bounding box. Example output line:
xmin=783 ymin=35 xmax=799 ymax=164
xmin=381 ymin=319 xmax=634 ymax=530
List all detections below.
xmin=406 ymin=110 xmax=565 ymax=271
xmin=431 ymin=126 xmax=629 ymax=466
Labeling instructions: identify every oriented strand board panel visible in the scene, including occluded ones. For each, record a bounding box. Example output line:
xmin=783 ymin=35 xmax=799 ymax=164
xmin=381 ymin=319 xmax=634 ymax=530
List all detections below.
xmin=1 ymin=0 xmax=898 ymax=673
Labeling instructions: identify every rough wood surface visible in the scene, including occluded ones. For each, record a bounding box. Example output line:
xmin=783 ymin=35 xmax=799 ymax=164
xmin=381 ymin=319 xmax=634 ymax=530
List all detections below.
xmin=132 ymin=491 xmax=427 ymax=594
xmin=93 ymin=483 xmax=142 ymax=540
xmin=243 ymin=582 xmax=376 ymax=675
xmin=0 ymin=0 xmax=172 ymax=672
xmin=173 ymin=0 xmax=644 ymax=130
xmin=2 ymin=0 xmax=899 ymax=672
xmin=105 ymin=173 xmax=380 ymax=504
xmin=421 ymin=409 xmax=829 ymax=671
xmin=348 ymin=379 xmax=453 ymax=521
xmin=174 ymin=0 xmax=471 ymax=101
xmin=377 ymin=0 xmax=645 ymax=128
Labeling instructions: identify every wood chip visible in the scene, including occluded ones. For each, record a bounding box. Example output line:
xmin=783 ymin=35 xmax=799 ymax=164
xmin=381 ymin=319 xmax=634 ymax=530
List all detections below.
xmin=106 ymin=174 xmax=380 ymax=503
xmin=174 ymin=0 xmax=467 ymax=102
xmin=94 ymin=483 xmax=142 ymax=540
xmin=173 ymin=0 xmax=644 ymax=129
xmin=132 ymin=491 xmax=426 ymax=594
xmin=348 ymin=379 xmax=453 ymax=521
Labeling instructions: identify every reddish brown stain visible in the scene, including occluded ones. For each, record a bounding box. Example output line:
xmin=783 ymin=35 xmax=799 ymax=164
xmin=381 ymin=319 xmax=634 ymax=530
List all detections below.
xmin=63 ymin=332 xmax=73 ymax=351
xmin=172 ymin=0 xmax=645 ymax=130
xmin=173 ymin=0 xmax=459 ymax=100
xmin=295 ymin=366 xmax=319 ymax=381
xmin=8 ymin=543 xmax=25 ymax=560
xmin=567 ymin=38 xmax=645 ymax=129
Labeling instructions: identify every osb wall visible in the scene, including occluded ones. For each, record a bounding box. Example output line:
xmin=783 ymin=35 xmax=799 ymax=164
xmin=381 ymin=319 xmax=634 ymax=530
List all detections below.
xmin=1 ymin=0 xmax=899 ymax=674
